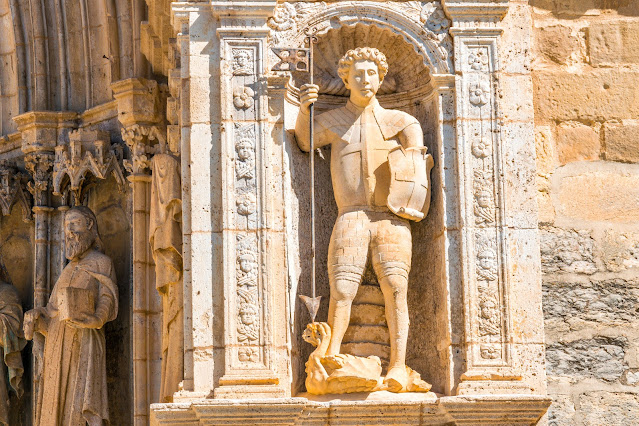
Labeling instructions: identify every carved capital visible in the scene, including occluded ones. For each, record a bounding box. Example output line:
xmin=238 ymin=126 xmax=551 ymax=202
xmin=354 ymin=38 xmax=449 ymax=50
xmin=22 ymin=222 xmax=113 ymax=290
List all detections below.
xmin=0 ymin=160 xmax=32 ymax=221
xmin=121 ymin=124 xmax=167 ymax=175
xmin=25 ymin=153 xmax=54 ymax=207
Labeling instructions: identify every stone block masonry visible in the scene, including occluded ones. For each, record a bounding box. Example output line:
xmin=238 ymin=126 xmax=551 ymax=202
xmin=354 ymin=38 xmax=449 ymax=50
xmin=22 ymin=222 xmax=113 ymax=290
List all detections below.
xmin=532 ymin=1 xmax=639 ymax=424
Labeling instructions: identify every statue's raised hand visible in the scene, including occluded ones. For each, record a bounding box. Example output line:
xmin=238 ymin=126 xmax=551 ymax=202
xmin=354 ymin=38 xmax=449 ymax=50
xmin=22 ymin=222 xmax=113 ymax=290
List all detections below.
xmin=299 ymin=84 xmax=319 ymax=114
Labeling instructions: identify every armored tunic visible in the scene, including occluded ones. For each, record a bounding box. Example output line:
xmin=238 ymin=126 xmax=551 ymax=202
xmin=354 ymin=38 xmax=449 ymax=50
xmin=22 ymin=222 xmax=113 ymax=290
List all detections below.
xmin=297 ymin=98 xmax=421 ymax=213
xmin=295 ymin=98 xmax=423 ymax=282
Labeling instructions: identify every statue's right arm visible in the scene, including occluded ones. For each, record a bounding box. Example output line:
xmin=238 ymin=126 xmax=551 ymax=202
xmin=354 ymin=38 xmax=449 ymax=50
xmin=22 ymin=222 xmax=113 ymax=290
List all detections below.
xmin=294 ymin=84 xmax=330 ymax=152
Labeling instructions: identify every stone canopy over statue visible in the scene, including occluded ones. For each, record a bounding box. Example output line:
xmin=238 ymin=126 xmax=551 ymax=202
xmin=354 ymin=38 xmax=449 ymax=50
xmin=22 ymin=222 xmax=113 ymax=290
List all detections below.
xmin=24 ymin=206 xmax=118 ymax=426
xmin=295 ymin=47 xmax=434 ymax=395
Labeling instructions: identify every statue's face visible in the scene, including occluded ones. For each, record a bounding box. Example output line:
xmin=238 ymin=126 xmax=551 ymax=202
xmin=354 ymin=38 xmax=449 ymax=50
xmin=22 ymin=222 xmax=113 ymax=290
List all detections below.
xmin=64 ymin=211 xmax=94 ymax=260
xmin=345 ymin=59 xmax=381 ymax=105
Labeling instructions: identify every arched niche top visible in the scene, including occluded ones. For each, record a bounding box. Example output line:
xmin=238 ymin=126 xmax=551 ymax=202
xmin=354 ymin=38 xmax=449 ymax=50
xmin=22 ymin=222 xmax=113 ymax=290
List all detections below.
xmin=268 ymin=1 xmax=454 ymax=79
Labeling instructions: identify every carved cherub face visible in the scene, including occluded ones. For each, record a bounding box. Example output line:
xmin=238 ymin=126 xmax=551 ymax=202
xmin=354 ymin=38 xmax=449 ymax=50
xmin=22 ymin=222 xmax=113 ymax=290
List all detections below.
xmin=238 ymin=254 xmax=257 ymax=273
xmin=344 ymin=60 xmax=381 ymax=106
xmin=239 ymin=304 xmax=257 ymax=325
xmin=476 ymin=189 xmax=493 ymax=208
xmin=478 ymin=250 xmax=496 ymax=271
xmin=236 ymin=140 xmax=254 ymax=161
xmin=480 ymin=298 xmax=498 ymax=319
xmin=236 ymin=50 xmax=250 ymax=67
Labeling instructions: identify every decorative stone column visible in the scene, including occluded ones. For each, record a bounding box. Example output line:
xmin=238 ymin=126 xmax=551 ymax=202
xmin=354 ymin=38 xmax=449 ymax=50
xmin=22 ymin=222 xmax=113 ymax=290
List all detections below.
xmin=440 ymin=0 xmax=547 ymax=398
xmin=170 ymin=1 xmax=290 ymax=401
xmin=14 ymin=111 xmax=78 ymax=424
xmin=112 ymin=78 xmax=166 ymax=426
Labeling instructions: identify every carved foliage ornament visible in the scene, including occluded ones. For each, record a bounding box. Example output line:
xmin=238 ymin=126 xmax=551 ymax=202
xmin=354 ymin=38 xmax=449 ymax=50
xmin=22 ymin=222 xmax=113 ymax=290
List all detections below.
xmin=25 ymin=153 xmax=54 ymax=207
xmin=121 ymin=124 xmax=167 ymax=175
xmin=236 ymin=234 xmax=259 ymax=345
xmin=0 ymin=161 xmax=32 ymax=221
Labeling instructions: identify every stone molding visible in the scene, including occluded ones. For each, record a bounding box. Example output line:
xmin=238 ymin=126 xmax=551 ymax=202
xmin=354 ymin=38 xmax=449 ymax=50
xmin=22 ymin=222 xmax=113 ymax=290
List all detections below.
xmin=442 ymin=0 xmax=509 ymax=26
xmin=151 ymin=394 xmax=551 ymax=425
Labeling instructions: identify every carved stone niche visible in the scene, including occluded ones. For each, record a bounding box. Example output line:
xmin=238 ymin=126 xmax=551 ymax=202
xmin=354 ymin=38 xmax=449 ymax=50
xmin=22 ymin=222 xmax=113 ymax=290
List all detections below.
xmin=155 ymin=0 xmax=550 ymax=424
xmin=52 ymin=129 xmax=126 ymax=205
xmin=0 ymin=161 xmax=32 ymax=222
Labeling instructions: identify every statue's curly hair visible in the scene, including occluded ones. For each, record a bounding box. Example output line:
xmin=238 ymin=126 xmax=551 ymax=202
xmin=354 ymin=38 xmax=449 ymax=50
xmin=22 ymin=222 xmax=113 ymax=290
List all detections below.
xmin=337 ymin=47 xmax=389 ymax=83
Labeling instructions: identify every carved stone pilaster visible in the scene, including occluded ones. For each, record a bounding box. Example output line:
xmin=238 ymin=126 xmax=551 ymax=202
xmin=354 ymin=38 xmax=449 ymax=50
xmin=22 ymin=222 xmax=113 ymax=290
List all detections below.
xmin=0 ymin=161 xmax=32 ymax=221
xmin=112 ymin=77 xmax=168 ymax=425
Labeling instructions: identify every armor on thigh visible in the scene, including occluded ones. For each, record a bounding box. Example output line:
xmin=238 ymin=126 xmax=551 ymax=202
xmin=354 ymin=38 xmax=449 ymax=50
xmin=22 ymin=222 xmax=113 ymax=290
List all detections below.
xmin=371 ymin=215 xmax=412 ymax=280
xmin=328 ymin=211 xmax=370 ymax=283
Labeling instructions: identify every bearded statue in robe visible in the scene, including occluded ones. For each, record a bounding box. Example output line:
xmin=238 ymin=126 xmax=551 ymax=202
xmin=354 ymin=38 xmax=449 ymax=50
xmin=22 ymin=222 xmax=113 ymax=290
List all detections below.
xmin=24 ymin=206 xmax=118 ymax=426
xmin=0 ymin=282 xmax=26 ymax=426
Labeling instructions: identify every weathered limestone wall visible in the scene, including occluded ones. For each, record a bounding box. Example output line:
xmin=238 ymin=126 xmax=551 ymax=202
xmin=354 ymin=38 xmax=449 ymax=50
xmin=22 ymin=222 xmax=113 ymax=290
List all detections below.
xmin=531 ymin=1 xmax=639 ymax=424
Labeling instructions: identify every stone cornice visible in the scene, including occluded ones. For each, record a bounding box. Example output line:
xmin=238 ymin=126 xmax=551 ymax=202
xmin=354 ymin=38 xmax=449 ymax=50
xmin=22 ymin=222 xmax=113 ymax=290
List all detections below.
xmin=13 ymin=111 xmax=79 ymax=154
xmin=442 ymin=0 xmax=509 ymax=26
xmin=111 ymin=78 xmax=164 ymax=128
xmin=210 ymin=0 xmax=278 ymax=19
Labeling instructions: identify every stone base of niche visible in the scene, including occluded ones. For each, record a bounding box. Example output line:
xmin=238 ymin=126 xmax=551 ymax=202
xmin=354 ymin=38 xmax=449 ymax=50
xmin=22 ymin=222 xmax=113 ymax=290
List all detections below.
xmin=150 ymin=392 xmax=551 ymax=425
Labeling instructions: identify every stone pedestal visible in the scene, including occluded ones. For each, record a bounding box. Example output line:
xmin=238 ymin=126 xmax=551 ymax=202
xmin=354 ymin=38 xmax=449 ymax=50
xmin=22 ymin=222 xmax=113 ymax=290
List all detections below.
xmin=154 ymin=0 xmax=551 ymax=423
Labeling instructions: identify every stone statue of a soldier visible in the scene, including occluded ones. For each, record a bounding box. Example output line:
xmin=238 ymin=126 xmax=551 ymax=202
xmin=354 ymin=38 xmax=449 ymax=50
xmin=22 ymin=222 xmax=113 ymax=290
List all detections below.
xmin=295 ymin=47 xmax=433 ymax=393
xmin=24 ymin=206 xmax=118 ymax=426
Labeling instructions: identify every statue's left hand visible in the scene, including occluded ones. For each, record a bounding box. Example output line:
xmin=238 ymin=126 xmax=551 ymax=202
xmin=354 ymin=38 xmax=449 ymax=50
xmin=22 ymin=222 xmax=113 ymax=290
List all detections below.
xmin=68 ymin=314 xmax=103 ymax=329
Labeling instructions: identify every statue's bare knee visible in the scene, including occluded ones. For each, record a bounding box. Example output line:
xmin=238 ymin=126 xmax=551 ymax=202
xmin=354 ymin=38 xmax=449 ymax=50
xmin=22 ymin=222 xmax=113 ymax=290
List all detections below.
xmin=379 ymin=274 xmax=409 ymax=303
xmin=330 ymin=276 xmax=360 ymax=304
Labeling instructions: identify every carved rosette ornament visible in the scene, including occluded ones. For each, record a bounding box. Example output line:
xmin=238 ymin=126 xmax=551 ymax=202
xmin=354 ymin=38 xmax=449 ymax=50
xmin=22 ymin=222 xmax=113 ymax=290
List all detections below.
xmin=0 ymin=161 xmax=32 ymax=221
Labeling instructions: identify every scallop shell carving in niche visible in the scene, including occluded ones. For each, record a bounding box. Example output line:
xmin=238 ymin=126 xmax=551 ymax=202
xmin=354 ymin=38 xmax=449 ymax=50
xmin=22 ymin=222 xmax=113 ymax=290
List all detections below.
xmin=294 ymin=23 xmax=431 ymax=96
